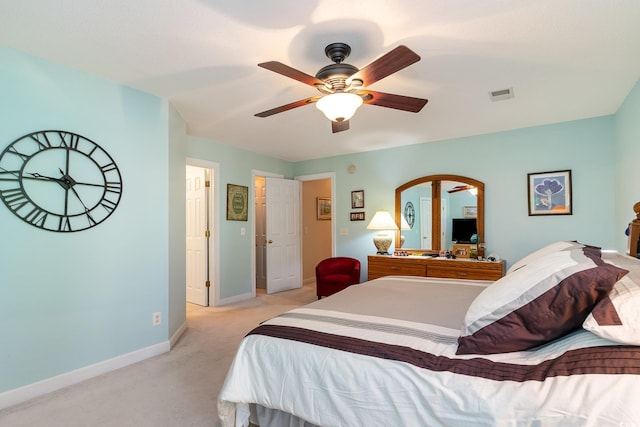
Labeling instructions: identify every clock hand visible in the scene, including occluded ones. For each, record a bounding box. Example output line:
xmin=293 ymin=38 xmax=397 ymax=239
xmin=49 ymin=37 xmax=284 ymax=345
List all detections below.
xmin=68 ymin=186 xmax=97 ymax=224
xmin=28 ymin=172 xmax=72 ymax=189
xmin=29 ymin=172 xmax=64 ymax=181
xmin=56 ymin=169 xmax=97 ymax=225
xmin=68 ymin=181 xmax=106 ymax=188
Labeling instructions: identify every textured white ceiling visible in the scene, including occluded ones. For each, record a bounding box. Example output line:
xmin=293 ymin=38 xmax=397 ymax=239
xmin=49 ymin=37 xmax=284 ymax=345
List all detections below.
xmin=1 ymin=0 xmax=639 ymax=161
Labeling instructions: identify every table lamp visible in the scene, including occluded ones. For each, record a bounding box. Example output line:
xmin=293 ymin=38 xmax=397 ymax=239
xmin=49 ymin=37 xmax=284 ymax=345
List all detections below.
xmin=367 ymin=210 xmax=399 ymax=255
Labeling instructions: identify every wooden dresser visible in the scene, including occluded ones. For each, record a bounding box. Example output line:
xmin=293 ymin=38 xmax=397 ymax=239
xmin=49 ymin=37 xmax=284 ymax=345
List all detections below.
xmin=368 ymin=255 xmax=506 ymax=281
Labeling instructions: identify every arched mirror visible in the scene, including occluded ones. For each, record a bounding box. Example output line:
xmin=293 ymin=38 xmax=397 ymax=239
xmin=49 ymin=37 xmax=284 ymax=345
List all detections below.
xmin=395 ymin=174 xmax=484 ymax=254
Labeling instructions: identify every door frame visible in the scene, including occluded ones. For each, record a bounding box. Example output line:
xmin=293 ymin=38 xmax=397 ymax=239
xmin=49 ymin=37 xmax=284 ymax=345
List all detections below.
xmin=186 ymin=158 xmax=220 ymax=306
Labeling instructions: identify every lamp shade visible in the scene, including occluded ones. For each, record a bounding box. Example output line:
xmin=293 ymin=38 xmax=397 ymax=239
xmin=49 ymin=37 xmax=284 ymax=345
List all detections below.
xmin=366 ymin=211 xmax=399 ymax=230
xmin=316 ymin=93 xmax=363 ymax=122
xmin=400 ymin=214 xmax=411 ymax=230
xmin=399 ymin=214 xmax=410 ymax=248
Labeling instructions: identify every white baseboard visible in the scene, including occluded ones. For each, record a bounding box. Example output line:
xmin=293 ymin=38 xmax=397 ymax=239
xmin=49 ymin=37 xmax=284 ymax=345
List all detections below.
xmin=216 ymin=291 xmax=253 ymax=306
xmin=170 ymin=321 xmax=188 ymax=348
xmin=0 ymin=340 xmax=170 ymax=411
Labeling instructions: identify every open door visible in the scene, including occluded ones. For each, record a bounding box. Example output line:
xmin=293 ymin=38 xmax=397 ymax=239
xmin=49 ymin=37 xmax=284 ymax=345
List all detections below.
xmin=186 ymin=165 xmax=209 ymax=306
xmin=265 ymin=177 xmax=301 ymax=294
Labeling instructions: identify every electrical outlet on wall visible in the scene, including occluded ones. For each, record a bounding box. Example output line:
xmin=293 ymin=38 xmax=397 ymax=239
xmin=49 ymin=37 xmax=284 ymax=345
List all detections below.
xmin=153 ymin=312 xmax=161 ymax=326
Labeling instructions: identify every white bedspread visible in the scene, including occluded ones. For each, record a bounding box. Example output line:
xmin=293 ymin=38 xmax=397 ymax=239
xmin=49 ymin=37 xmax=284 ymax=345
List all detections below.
xmin=218 ymin=276 xmax=640 ymax=427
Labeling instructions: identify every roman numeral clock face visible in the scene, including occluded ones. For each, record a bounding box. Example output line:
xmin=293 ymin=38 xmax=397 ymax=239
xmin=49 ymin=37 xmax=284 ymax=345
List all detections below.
xmin=0 ymin=130 xmax=123 ymax=232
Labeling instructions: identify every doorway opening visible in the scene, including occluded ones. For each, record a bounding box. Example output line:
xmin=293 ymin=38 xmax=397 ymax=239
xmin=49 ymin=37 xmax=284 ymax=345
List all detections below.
xmin=300 ymin=177 xmax=333 ymax=286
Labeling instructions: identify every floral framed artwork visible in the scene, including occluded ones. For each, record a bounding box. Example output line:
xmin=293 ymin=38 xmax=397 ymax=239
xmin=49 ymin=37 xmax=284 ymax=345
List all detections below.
xmin=527 ymin=170 xmax=572 ymax=216
xmin=317 ymin=197 xmax=331 ymax=220
xmin=351 ymin=190 xmax=364 ymax=209
xmin=226 ymin=184 xmax=249 ymax=221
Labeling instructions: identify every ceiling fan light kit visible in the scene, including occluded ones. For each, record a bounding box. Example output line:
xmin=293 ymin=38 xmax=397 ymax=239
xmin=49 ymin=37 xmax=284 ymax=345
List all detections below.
xmin=316 ymin=92 xmax=363 ymax=122
xmin=255 ymin=43 xmax=428 ymax=133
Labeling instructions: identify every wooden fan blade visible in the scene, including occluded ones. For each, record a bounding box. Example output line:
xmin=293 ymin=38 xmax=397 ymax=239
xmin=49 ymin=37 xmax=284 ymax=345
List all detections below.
xmin=255 ymin=96 xmax=321 ymax=118
xmin=258 ymin=61 xmax=326 ymax=87
xmin=448 ymin=186 xmax=471 ymax=194
xmin=359 ymin=90 xmax=428 ymax=112
xmin=331 ymin=119 xmax=350 ymax=133
xmin=348 ymin=45 xmax=420 ymax=87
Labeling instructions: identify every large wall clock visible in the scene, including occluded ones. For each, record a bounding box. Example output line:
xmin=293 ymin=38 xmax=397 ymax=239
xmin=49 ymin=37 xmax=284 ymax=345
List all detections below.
xmin=0 ymin=130 xmax=123 ymax=232
xmin=404 ymin=201 xmax=415 ymax=229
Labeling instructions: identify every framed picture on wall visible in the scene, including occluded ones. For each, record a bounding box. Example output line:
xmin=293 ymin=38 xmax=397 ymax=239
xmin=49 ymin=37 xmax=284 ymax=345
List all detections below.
xmin=463 ymin=206 xmax=477 ymax=218
xmin=317 ymin=197 xmax=331 ymax=220
xmin=226 ymin=184 xmax=248 ymax=221
xmin=351 ymin=190 xmax=364 ymax=209
xmin=350 ymin=212 xmax=365 ymax=221
xmin=527 ymin=170 xmax=572 ymax=216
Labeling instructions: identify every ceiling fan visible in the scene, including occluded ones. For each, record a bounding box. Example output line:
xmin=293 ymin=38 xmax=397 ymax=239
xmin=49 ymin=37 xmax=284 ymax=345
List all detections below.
xmin=255 ymin=42 xmax=429 ymax=133
xmin=448 ymin=185 xmax=477 ymax=194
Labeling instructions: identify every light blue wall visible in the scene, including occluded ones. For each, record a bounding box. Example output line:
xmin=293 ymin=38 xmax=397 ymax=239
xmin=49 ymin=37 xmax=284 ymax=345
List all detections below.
xmin=615 ymin=80 xmax=640 ymax=251
xmin=168 ymin=105 xmax=188 ymax=336
xmin=294 ymin=115 xmax=618 ymax=277
xmin=186 ymin=136 xmax=293 ymax=299
xmin=0 ymin=48 xmax=172 ymax=393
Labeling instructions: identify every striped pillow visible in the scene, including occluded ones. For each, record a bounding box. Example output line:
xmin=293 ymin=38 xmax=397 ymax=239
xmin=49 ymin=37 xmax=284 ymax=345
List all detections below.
xmin=583 ymin=255 xmax=640 ymax=345
xmin=457 ymin=247 xmax=628 ymax=355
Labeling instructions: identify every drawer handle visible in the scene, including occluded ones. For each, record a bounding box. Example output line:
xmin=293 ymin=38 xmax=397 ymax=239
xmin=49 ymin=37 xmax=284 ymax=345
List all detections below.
xmin=389 ymin=267 xmax=400 ymax=270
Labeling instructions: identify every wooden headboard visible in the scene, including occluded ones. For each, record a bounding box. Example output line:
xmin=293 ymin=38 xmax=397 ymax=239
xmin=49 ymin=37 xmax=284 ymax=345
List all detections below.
xmin=628 ymin=201 xmax=640 ymax=258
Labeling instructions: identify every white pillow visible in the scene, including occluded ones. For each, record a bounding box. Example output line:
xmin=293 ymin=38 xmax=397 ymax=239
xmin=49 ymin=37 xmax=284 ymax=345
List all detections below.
xmin=506 ymin=241 xmax=585 ymax=275
xmin=583 ymin=258 xmax=640 ymax=345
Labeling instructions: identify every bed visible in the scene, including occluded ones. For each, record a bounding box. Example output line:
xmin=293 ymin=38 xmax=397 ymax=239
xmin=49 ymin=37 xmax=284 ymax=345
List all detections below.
xmin=218 ymin=206 xmax=640 ymax=427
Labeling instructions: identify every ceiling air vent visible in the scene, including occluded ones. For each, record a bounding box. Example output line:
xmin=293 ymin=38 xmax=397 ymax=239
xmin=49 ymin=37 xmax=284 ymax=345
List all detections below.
xmin=489 ymin=87 xmax=514 ymax=102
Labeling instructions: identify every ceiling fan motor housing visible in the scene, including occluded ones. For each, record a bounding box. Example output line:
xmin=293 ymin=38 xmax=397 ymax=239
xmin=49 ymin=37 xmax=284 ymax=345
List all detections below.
xmin=315 ymin=43 xmax=361 ymax=93
xmin=324 ymin=42 xmax=351 ymax=63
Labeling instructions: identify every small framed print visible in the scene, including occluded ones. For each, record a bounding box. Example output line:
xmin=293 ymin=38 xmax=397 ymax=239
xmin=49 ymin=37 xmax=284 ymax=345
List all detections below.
xmin=351 ymin=190 xmax=364 ymax=209
xmin=452 ymin=244 xmax=471 ymax=258
xmin=317 ymin=197 xmax=331 ymax=220
xmin=463 ymin=206 xmax=477 ymax=218
xmin=350 ymin=212 xmax=365 ymax=221
xmin=527 ymin=170 xmax=572 ymax=216
xmin=226 ymin=184 xmax=248 ymax=221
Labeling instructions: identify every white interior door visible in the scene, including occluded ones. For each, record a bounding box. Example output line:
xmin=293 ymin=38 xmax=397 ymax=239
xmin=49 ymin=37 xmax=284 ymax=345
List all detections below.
xmin=266 ymin=177 xmax=301 ymax=294
xmin=186 ymin=165 xmax=208 ymax=306
xmin=420 ymin=197 xmax=432 ymax=249
xmin=440 ymin=199 xmax=448 ymax=250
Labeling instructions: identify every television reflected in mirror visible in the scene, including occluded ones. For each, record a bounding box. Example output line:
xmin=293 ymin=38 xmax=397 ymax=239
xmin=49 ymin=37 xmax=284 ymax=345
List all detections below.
xmin=451 ymin=218 xmax=477 ymax=243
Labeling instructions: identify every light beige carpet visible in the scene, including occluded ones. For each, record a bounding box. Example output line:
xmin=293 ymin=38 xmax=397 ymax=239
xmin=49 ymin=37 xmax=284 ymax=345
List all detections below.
xmin=0 ymin=283 xmax=317 ymax=427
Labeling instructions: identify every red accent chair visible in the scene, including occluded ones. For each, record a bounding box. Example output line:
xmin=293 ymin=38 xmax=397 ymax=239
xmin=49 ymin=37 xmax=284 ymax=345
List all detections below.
xmin=315 ymin=257 xmax=361 ymax=299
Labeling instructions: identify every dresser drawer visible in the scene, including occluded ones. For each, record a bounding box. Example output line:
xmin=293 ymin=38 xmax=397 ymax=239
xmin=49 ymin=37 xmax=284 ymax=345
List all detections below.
xmin=426 ymin=260 xmax=505 ymax=281
xmin=368 ymin=256 xmax=427 ymax=280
